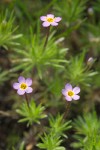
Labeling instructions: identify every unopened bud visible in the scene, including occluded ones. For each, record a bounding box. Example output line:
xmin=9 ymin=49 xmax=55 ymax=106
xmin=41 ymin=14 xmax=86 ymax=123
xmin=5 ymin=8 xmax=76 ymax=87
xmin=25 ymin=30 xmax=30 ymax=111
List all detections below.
xmin=87 ymin=57 xmax=94 ymax=66
xmin=88 ymin=7 xmax=94 ymax=16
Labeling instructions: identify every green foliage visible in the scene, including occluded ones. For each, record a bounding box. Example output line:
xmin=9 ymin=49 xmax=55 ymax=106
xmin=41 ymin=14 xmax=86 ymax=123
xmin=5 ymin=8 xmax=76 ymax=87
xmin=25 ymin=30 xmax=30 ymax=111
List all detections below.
xmin=0 ymin=1 xmax=100 ymax=149
xmin=12 ymin=27 xmax=68 ymax=78
xmin=0 ymin=11 xmax=22 ymax=49
xmin=93 ymin=0 xmax=100 ymax=13
xmin=12 ymin=141 xmax=25 ymax=150
xmin=37 ymin=133 xmax=65 ymax=150
xmin=37 ymin=114 xmax=71 ymax=150
xmin=65 ymin=51 xmax=97 ymax=86
xmin=7 ymin=132 xmax=20 ymax=149
xmin=71 ymin=112 xmax=100 ymax=150
xmin=82 ymin=22 xmax=100 ymax=55
xmin=16 ymin=100 xmax=47 ymax=126
xmin=54 ymin=0 xmax=87 ymax=25
xmin=49 ymin=114 xmax=72 ymax=137
xmin=0 ymin=69 xmax=10 ymax=85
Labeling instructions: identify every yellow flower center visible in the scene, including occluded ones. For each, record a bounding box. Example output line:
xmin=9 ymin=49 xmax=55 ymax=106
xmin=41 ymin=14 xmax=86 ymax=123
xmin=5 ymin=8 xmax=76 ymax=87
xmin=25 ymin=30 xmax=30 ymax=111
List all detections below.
xmin=68 ymin=91 xmax=74 ymax=97
xmin=47 ymin=17 xmax=54 ymax=22
xmin=20 ymin=83 xmax=27 ymax=90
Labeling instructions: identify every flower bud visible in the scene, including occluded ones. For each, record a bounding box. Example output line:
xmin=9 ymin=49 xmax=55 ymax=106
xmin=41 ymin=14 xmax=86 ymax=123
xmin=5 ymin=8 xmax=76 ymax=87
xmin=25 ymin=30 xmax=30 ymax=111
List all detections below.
xmin=87 ymin=57 xmax=94 ymax=66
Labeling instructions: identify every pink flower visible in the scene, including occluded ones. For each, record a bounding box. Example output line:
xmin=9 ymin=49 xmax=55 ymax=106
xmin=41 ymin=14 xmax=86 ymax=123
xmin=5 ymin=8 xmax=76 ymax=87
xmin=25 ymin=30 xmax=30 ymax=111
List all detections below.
xmin=40 ymin=14 xmax=62 ymax=27
xmin=62 ymin=83 xmax=80 ymax=101
xmin=13 ymin=76 xmax=33 ymax=95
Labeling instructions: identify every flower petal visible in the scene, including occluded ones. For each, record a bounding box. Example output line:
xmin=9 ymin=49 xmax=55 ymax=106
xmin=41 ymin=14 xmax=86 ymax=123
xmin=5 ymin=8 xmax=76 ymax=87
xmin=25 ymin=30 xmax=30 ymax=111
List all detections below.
xmin=13 ymin=83 xmax=20 ymax=89
xmin=17 ymin=89 xmax=25 ymax=95
xmin=18 ymin=76 xmax=25 ymax=83
xmin=62 ymin=89 xmax=67 ymax=96
xmin=73 ymin=87 xmax=80 ymax=94
xmin=55 ymin=17 xmax=62 ymax=22
xmin=65 ymin=83 xmax=72 ymax=91
xmin=47 ymin=14 xmax=54 ymax=18
xmin=25 ymin=87 xmax=33 ymax=93
xmin=42 ymin=21 xmax=50 ymax=27
xmin=26 ymin=78 xmax=32 ymax=86
xmin=40 ymin=16 xmax=47 ymax=21
xmin=65 ymin=95 xmax=72 ymax=101
xmin=51 ymin=22 xmax=58 ymax=26
xmin=72 ymin=95 xmax=80 ymax=100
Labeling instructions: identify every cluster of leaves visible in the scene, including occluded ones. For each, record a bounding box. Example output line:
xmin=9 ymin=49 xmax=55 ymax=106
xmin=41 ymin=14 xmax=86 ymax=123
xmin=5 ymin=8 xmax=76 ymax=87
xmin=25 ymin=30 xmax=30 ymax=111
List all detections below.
xmin=37 ymin=114 xmax=72 ymax=150
xmin=54 ymin=0 xmax=87 ymax=24
xmin=11 ymin=27 xmax=68 ymax=79
xmin=16 ymin=100 xmax=47 ymax=126
xmin=71 ymin=112 xmax=100 ymax=150
xmin=0 ymin=11 xmax=22 ymax=49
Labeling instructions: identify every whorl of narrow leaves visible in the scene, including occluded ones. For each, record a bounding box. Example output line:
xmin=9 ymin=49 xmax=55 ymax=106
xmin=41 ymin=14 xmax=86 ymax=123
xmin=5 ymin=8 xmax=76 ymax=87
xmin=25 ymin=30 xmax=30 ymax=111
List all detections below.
xmin=16 ymin=100 xmax=47 ymax=126
xmin=12 ymin=27 xmax=68 ymax=79
xmin=71 ymin=112 xmax=100 ymax=149
xmin=37 ymin=114 xmax=72 ymax=150
xmin=0 ymin=11 xmax=22 ymax=49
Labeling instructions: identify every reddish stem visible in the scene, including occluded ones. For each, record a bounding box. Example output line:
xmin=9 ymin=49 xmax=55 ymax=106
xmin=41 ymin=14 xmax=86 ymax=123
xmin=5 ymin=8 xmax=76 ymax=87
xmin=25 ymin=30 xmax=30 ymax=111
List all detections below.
xmin=43 ymin=26 xmax=50 ymax=51
xmin=63 ymin=101 xmax=71 ymax=119
xmin=24 ymin=93 xmax=30 ymax=108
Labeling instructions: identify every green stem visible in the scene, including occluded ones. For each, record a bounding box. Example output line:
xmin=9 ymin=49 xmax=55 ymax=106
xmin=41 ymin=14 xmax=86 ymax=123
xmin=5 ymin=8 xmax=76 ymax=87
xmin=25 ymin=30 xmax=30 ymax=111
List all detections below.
xmin=43 ymin=26 xmax=50 ymax=51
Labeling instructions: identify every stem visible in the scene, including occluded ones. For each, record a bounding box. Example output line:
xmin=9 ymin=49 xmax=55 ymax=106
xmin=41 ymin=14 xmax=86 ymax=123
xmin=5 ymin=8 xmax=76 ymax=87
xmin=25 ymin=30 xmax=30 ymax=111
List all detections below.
xmin=63 ymin=101 xmax=71 ymax=119
xmin=43 ymin=26 xmax=50 ymax=51
xmin=25 ymin=93 xmax=30 ymax=108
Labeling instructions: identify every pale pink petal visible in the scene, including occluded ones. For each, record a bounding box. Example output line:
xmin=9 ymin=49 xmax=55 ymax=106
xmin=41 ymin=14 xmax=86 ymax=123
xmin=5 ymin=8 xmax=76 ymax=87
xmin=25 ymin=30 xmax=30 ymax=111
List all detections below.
xmin=72 ymin=95 xmax=80 ymax=100
xmin=73 ymin=87 xmax=80 ymax=94
xmin=65 ymin=83 xmax=72 ymax=91
xmin=55 ymin=17 xmax=62 ymax=22
xmin=25 ymin=78 xmax=32 ymax=86
xmin=17 ymin=89 xmax=25 ymax=95
xmin=62 ymin=89 xmax=67 ymax=96
xmin=18 ymin=76 xmax=25 ymax=83
xmin=47 ymin=14 xmax=54 ymax=18
xmin=65 ymin=95 xmax=72 ymax=101
xmin=51 ymin=22 xmax=58 ymax=26
xmin=25 ymin=87 xmax=33 ymax=93
xmin=40 ymin=16 xmax=47 ymax=21
xmin=42 ymin=21 xmax=50 ymax=27
xmin=13 ymin=83 xmax=20 ymax=89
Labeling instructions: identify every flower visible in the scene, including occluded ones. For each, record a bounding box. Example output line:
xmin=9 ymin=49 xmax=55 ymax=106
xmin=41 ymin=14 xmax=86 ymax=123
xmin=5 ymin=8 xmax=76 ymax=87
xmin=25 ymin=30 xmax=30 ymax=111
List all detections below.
xmin=13 ymin=76 xmax=33 ymax=95
xmin=62 ymin=83 xmax=80 ymax=101
xmin=40 ymin=14 xmax=62 ymax=27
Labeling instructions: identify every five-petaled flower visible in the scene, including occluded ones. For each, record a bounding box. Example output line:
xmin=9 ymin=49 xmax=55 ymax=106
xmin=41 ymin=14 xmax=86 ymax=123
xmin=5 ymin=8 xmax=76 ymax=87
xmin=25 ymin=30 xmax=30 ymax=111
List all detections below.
xmin=13 ymin=76 xmax=33 ymax=95
xmin=62 ymin=83 xmax=80 ymax=101
xmin=40 ymin=14 xmax=62 ymax=27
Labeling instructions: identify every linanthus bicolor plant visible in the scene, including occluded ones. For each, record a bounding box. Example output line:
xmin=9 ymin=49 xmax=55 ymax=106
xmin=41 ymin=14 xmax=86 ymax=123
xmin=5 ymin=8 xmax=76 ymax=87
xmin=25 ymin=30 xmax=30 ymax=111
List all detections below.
xmin=13 ymin=76 xmax=46 ymax=126
xmin=13 ymin=76 xmax=33 ymax=108
xmin=40 ymin=14 xmax=62 ymax=50
xmin=62 ymin=83 xmax=81 ymax=119
xmin=11 ymin=22 xmax=68 ymax=79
